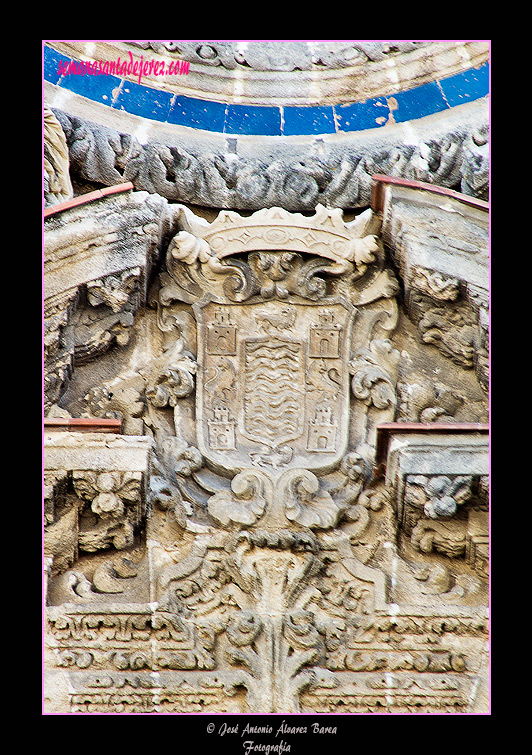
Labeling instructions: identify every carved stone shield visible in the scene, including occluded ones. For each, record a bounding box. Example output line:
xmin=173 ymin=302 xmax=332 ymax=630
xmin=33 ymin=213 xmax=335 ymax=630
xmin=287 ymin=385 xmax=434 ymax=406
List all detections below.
xmin=193 ymin=295 xmax=355 ymax=477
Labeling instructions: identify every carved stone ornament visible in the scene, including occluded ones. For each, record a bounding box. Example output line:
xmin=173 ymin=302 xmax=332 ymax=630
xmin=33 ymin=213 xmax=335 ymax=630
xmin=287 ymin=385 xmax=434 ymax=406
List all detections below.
xmin=376 ymin=177 xmax=489 ymax=392
xmin=49 ymin=95 xmax=489 ymax=213
xmin=44 ymin=199 xmax=489 ymax=715
xmin=44 ymin=106 xmax=73 ymax=207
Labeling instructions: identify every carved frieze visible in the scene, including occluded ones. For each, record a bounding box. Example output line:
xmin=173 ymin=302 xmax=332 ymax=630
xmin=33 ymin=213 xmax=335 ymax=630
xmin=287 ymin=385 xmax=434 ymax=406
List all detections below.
xmin=48 ymin=95 xmax=489 ymax=213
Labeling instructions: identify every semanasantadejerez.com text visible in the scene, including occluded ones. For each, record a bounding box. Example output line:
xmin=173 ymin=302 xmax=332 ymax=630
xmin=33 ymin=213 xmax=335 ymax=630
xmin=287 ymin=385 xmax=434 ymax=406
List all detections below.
xmin=57 ymin=51 xmax=189 ymax=84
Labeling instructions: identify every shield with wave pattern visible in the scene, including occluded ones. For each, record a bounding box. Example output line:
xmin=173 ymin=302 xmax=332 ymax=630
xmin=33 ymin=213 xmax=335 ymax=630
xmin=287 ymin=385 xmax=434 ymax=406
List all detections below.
xmin=193 ymin=296 xmax=355 ymax=477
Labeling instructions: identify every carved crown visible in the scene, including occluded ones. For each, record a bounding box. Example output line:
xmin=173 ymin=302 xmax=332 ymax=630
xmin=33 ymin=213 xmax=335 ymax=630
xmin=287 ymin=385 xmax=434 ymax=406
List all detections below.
xmin=179 ymin=203 xmax=381 ymax=264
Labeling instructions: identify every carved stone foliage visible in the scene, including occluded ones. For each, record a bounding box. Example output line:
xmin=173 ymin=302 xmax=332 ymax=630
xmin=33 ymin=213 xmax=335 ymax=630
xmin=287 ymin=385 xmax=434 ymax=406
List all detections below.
xmin=460 ymin=125 xmax=489 ymax=201
xmin=402 ymin=474 xmax=489 ymax=578
xmin=43 ymin=187 xmax=177 ymax=413
xmin=45 ymin=204 xmax=489 ymax=714
xmin=44 ymin=106 xmax=73 ymax=207
xmin=51 ymin=102 xmax=489 ymax=212
xmin=72 ymin=470 xmax=143 ymax=552
xmin=396 ymin=377 xmax=466 ymax=424
xmin=44 ymin=290 xmax=79 ymax=410
xmin=378 ymin=182 xmax=489 ymax=393
xmin=44 ymin=285 xmax=139 ymax=412
xmin=381 ymin=429 xmax=489 ymax=608
xmin=409 ymin=292 xmax=479 ymax=369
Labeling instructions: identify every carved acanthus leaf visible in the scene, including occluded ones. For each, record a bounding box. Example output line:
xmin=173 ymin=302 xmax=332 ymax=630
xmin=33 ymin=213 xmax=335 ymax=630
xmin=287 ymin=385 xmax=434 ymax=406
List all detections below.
xmin=405 ymin=474 xmax=473 ymax=519
xmin=70 ymin=470 xmax=144 ymax=552
xmin=207 ymin=470 xmax=271 ymax=527
xmin=410 ymin=267 xmax=460 ymax=302
xmin=282 ymin=469 xmax=345 ymax=530
xmin=349 ymin=339 xmax=399 ymax=409
xmin=86 ymin=267 xmax=142 ymax=312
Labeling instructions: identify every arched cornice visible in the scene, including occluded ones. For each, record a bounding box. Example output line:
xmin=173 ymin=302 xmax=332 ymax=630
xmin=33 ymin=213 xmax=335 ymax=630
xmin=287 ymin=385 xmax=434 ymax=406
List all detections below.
xmin=44 ymin=41 xmax=489 ymax=127
xmin=43 ymin=40 xmax=489 ymax=211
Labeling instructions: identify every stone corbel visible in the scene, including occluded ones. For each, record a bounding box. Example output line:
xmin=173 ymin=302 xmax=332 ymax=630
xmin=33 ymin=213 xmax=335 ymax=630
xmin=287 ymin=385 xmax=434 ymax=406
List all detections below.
xmin=372 ymin=176 xmax=489 ymax=392
xmin=43 ymin=425 xmax=153 ymax=579
xmin=43 ymin=184 xmax=179 ymax=412
xmin=71 ymin=266 xmax=144 ymax=364
xmin=376 ymin=423 xmax=489 ymax=577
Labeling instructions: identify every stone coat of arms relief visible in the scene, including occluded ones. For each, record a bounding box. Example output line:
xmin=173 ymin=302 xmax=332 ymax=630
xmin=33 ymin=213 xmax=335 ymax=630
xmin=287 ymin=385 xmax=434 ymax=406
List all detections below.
xmin=44 ymin=202 xmax=488 ymax=715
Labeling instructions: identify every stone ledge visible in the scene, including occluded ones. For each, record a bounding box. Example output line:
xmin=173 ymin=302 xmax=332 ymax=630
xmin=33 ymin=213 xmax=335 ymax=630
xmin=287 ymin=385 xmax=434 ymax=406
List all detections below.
xmin=43 ymin=432 xmax=153 ymax=473
xmin=375 ymin=422 xmax=489 ymax=477
xmin=371 ymin=174 xmax=489 ymax=213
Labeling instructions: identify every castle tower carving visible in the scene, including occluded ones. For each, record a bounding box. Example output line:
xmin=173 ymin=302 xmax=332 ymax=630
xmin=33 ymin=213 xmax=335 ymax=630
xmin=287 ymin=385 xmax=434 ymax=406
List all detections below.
xmin=207 ymin=308 xmax=237 ymax=355
xmin=207 ymin=404 xmax=236 ymax=450
xmin=307 ymin=405 xmax=337 ymax=451
xmin=309 ymin=310 xmax=342 ymax=358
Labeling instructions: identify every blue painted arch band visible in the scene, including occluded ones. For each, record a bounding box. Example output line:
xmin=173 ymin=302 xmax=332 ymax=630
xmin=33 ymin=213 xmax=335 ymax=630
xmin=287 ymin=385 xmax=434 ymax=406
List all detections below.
xmin=44 ymin=45 xmax=489 ymax=137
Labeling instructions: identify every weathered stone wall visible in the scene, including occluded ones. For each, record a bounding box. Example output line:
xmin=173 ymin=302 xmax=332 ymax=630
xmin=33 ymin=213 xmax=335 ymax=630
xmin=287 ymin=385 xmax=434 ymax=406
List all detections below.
xmin=44 ymin=188 xmax=488 ymax=715
xmin=43 ymin=40 xmax=490 ymax=717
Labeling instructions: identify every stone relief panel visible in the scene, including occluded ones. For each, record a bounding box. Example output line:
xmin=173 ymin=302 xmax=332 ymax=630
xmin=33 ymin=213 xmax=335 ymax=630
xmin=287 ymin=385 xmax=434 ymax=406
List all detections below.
xmin=44 ymin=200 xmax=489 ymax=715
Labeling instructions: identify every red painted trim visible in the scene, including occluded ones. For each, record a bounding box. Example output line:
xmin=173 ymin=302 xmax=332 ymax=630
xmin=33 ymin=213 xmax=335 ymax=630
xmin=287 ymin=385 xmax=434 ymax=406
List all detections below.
xmin=371 ymin=174 xmax=489 ymax=213
xmin=44 ymin=418 xmax=122 ymax=433
xmin=376 ymin=422 xmax=489 ymax=433
xmin=44 ymin=182 xmax=135 ymax=219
